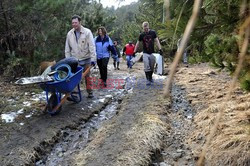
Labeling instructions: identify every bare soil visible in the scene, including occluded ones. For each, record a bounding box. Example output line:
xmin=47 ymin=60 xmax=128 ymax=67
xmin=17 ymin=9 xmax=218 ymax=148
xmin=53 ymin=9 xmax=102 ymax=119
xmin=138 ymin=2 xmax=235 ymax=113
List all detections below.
xmin=0 ymin=61 xmax=249 ymax=166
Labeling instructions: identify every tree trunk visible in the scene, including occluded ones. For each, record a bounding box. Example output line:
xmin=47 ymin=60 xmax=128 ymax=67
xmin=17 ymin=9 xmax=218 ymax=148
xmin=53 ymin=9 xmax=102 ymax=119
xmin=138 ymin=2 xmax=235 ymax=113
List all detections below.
xmin=0 ymin=0 xmax=14 ymax=53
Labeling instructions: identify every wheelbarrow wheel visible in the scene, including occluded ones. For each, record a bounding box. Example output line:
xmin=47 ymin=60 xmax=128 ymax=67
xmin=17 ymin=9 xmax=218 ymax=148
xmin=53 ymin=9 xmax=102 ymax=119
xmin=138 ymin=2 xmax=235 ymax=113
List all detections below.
xmin=47 ymin=93 xmax=62 ymax=115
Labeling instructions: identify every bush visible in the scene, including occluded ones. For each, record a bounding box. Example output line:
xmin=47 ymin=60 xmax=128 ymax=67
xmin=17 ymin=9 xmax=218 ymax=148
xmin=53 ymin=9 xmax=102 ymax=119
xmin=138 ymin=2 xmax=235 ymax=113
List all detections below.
xmin=204 ymin=34 xmax=239 ymax=72
xmin=3 ymin=56 xmax=29 ymax=79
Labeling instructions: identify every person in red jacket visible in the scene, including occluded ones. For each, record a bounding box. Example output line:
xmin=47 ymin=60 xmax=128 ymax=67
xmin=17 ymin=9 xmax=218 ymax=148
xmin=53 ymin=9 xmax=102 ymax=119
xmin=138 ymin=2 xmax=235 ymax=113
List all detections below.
xmin=123 ymin=41 xmax=135 ymax=69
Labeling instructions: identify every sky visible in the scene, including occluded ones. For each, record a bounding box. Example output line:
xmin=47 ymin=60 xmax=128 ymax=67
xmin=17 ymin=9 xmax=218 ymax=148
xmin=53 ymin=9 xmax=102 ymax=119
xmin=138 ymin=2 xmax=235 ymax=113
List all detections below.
xmin=100 ymin=0 xmax=138 ymax=9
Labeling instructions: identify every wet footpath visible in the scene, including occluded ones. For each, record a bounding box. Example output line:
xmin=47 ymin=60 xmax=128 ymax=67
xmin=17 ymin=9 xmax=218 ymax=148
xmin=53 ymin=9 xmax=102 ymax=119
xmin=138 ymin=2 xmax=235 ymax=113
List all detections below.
xmin=0 ymin=61 xmax=198 ymax=166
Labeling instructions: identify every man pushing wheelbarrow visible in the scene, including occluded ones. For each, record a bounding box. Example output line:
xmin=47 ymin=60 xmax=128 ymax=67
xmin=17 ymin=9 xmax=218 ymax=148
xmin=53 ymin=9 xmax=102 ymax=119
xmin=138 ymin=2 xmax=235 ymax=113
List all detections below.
xmin=65 ymin=15 xmax=96 ymax=100
xmin=16 ymin=15 xmax=96 ymax=115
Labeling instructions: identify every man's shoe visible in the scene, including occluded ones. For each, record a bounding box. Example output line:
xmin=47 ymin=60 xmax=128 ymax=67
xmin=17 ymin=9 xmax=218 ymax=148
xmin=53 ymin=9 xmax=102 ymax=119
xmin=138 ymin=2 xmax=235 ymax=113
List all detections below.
xmin=148 ymin=71 xmax=154 ymax=83
xmin=67 ymin=95 xmax=79 ymax=102
xmin=146 ymin=80 xmax=151 ymax=86
xmin=103 ymin=82 xmax=107 ymax=87
xmin=117 ymin=67 xmax=120 ymax=70
xmin=67 ymin=97 xmax=74 ymax=101
xmin=88 ymin=93 xmax=94 ymax=98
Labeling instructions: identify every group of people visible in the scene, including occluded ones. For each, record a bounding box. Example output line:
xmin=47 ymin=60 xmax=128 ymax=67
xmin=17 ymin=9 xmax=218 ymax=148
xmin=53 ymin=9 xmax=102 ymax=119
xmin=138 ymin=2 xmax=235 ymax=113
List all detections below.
xmin=65 ymin=15 xmax=162 ymax=99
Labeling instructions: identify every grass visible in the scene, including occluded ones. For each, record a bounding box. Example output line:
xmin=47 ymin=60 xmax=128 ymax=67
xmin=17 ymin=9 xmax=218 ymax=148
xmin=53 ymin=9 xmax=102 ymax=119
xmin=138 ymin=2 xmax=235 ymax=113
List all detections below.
xmin=74 ymin=95 xmax=171 ymax=166
xmin=190 ymin=94 xmax=250 ymax=165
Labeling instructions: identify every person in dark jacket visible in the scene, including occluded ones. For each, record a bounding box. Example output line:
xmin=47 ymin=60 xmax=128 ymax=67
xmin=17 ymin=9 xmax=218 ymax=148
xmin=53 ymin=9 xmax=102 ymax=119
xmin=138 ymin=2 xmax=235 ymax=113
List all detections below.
xmin=134 ymin=22 xmax=162 ymax=85
xmin=113 ymin=41 xmax=121 ymax=70
xmin=95 ymin=26 xmax=117 ymax=87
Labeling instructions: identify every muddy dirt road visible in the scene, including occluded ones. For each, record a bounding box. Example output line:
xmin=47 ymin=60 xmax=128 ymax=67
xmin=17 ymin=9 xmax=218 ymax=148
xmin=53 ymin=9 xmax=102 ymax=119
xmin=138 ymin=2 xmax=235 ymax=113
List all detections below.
xmin=0 ymin=60 xmax=249 ymax=166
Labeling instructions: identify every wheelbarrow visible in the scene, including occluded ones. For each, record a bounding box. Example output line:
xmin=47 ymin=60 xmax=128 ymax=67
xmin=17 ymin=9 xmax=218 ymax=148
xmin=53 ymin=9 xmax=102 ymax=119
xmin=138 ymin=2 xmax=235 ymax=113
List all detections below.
xmin=40 ymin=65 xmax=91 ymax=115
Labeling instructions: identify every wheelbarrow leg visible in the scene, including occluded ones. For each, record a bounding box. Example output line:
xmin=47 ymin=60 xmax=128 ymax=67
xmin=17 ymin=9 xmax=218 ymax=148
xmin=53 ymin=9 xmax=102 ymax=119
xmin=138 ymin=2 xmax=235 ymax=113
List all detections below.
xmin=57 ymin=91 xmax=61 ymax=104
xmin=68 ymin=83 xmax=82 ymax=103
xmin=77 ymin=84 xmax=82 ymax=102
xmin=43 ymin=89 xmax=50 ymax=113
xmin=50 ymin=93 xmax=70 ymax=114
xmin=45 ymin=89 xmax=49 ymax=103
xmin=46 ymin=92 xmax=62 ymax=115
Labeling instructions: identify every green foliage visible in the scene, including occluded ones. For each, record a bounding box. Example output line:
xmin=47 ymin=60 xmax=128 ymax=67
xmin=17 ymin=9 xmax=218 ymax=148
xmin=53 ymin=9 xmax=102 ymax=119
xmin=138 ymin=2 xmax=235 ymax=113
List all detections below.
xmin=108 ymin=2 xmax=140 ymax=45
xmin=1 ymin=0 xmax=249 ymax=91
xmin=0 ymin=0 xmax=110 ymax=77
xmin=136 ymin=0 xmax=164 ymax=31
xmin=241 ymin=79 xmax=250 ymax=91
xmin=240 ymin=71 xmax=250 ymax=91
xmin=204 ymin=33 xmax=239 ymax=72
xmin=121 ymin=23 xmax=141 ymax=45
xmin=3 ymin=56 xmax=29 ymax=78
xmin=83 ymin=2 xmax=112 ymax=32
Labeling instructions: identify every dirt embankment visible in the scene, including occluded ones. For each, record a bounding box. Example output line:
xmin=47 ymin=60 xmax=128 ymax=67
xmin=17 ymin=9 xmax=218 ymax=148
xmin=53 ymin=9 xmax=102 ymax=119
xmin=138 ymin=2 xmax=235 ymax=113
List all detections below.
xmin=69 ymin=88 xmax=170 ymax=166
xmin=174 ymin=63 xmax=250 ymax=165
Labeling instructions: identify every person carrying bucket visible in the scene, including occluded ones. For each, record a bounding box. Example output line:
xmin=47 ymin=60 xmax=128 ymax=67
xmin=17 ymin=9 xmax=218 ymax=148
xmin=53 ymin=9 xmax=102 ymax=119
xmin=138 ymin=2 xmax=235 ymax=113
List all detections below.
xmin=134 ymin=21 xmax=162 ymax=85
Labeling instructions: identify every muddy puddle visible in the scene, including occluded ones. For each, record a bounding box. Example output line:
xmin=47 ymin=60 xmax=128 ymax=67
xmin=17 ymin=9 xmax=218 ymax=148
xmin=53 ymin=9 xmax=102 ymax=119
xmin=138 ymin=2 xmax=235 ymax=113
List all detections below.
xmin=171 ymin=84 xmax=193 ymax=119
xmin=150 ymin=83 xmax=195 ymax=166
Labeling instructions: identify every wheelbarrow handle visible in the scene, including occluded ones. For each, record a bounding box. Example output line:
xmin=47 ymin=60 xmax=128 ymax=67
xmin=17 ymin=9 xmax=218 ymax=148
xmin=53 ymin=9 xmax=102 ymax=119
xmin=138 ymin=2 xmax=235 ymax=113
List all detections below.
xmin=82 ymin=66 xmax=92 ymax=78
xmin=51 ymin=93 xmax=70 ymax=113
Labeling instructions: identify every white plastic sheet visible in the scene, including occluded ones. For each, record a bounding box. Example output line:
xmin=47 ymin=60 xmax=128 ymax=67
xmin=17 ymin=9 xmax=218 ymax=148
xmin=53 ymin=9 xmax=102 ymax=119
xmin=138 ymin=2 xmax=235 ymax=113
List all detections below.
xmin=130 ymin=52 xmax=164 ymax=75
xmin=153 ymin=53 xmax=164 ymax=75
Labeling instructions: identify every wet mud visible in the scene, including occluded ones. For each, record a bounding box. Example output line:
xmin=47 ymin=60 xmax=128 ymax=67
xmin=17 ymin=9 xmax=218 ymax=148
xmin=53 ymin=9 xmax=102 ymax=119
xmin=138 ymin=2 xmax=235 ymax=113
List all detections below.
xmin=1 ymin=62 xmax=243 ymax=166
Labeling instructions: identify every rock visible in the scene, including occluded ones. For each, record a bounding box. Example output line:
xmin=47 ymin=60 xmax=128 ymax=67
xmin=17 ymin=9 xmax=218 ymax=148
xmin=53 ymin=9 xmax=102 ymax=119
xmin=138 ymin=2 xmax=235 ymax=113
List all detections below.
xmin=35 ymin=160 xmax=44 ymax=165
xmin=176 ymin=149 xmax=183 ymax=153
xmin=56 ymin=147 xmax=63 ymax=152
xmin=216 ymin=94 xmax=224 ymax=98
xmin=161 ymin=151 xmax=168 ymax=155
xmin=187 ymin=115 xmax=192 ymax=119
xmin=188 ymin=78 xmax=201 ymax=83
xmin=117 ymin=97 xmax=123 ymax=103
xmin=202 ymin=70 xmax=216 ymax=75
xmin=172 ymin=152 xmax=182 ymax=161
xmin=185 ymin=156 xmax=192 ymax=160
xmin=58 ymin=152 xmax=63 ymax=157
xmin=63 ymin=131 xmax=69 ymax=137
xmin=187 ymin=93 xmax=198 ymax=98
xmin=159 ymin=162 xmax=170 ymax=166
xmin=177 ymin=68 xmax=185 ymax=74
xmin=197 ymin=133 xmax=203 ymax=140
xmin=176 ymin=132 xmax=181 ymax=135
